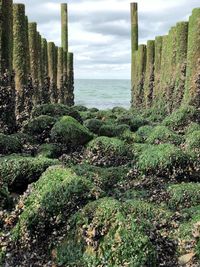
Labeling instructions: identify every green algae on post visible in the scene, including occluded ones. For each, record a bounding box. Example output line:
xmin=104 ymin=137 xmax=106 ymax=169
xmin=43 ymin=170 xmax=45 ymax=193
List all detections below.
xmin=57 ymin=47 xmax=64 ymax=104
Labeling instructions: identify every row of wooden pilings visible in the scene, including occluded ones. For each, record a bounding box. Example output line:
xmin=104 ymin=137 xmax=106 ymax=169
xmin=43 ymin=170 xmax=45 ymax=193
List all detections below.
xmin=131 ymin=3 xmax=200 ymax=113
xmin=0 ymin=1 xmax=74 ymax=133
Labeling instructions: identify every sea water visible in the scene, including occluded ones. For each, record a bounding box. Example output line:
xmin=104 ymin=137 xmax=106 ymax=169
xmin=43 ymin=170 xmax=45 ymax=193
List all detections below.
xmin=74 ymin=79 xmax=131 ymax=110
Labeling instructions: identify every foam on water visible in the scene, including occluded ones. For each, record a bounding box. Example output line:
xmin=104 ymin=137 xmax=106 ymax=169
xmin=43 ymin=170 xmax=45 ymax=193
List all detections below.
xmin=74 ymin=79 xmax=131 ymax=110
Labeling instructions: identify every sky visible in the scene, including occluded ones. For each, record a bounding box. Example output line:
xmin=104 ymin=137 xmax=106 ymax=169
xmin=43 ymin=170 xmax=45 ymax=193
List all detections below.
xmin=13 ymin=0 xmax=200 ymax=79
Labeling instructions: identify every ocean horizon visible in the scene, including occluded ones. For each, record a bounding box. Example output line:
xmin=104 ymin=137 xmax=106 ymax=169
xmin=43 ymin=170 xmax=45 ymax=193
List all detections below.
xmin=74 ymin=79 xmax=131 ymax=110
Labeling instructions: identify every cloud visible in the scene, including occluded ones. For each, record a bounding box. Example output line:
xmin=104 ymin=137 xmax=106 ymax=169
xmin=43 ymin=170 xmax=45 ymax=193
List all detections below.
xmin=13 ymin=0 xmax=200 ymax=79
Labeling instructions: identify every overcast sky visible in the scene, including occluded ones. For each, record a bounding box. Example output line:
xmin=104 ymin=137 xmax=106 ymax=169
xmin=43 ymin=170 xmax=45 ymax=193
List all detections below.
xmin=13 ymin=0 xmax=200 ymax=79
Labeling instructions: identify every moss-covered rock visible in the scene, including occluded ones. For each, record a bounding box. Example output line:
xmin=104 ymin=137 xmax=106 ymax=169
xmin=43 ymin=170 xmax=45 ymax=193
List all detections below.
xmin=99 ymin=124 xmax=130 ymax=137
xmin=162 ymin=105 xmax=200 ymax=131
xmin=23 ymin=115 xmax=56 ymax=142
xmin=185 ymin=122 xmax=200 ymax=135
xmin=51 ymin=116 xmax=93 ymax=148
xmin=135 ymin=125 xmax=154 ymax=142
xmin=32 ymin=104 xmax=82 ymax=123
xmin=185 ymin=130 xmax=200 ymax=152
xmin=136 ymin=144 xmax=190 ymax=178
xmin=85 ymin=137 xmax=132 ymax=167
xmin=83 ymin=119 xmax=104 ymax=134
xmin=12 ymin=166 xmax=93 ymax=241
xmin=55 ymin=198 xmax=157 ymax=267
xmin=167 ymin=183 xmax=200 ymax=210
xmin=146 ymin=126 xmax=183 ymax=145
xmin=37 ymin=143 xmax=62 ymax=158
xmin=72 ymin=164 xmax=129 ymax=193
xmin=117 ymin=115 xmax=149 ymax=132
xmin=0 ymin=134 xmax=22 ymax=155
xmin=0 ymin=155 xmax=58 ymax=194
xmin=73 ymin=105 xmax=88 ymax=112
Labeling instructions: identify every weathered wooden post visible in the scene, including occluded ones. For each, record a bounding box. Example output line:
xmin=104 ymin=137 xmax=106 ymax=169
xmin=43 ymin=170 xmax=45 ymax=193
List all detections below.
xmin=153 ymin=36 xmax=163 ymax=103
xmin=67 ymin=52 xmax=74 ymax=106
xmin=184 ymin=8 xmax=200 ymax=107
xmin=173 ymin=22 xmax=188 ymax=110
xmin=57 ymin=47 xmax=64 ymax=103
xmin=61 ymin=3 xmax=74 ymax=106
xmin=130 ymin=2 xmax=138 ymax=107
xmin=13 ymin=4 xmax=28 ymax=120
xmin=41 ymin=38 xmax=50 ymax=103
xmin=144 ymin=40 xmax=155 ymax=108
xmin=28 ymin=22 xmax=39 ymax=106
xmin=0 ymin=0 xmax=16 ymax=133
xmin=48 ymin=42 xmax=57 ymax=103
xmin=135 ymin=45 xmax=146 ymax=108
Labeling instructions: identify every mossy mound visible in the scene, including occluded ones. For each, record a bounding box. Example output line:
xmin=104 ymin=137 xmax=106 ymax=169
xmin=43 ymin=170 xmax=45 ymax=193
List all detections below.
xmin=99 ymin=124 xmax=130 ymax=137
xmin=73 ymin=105 xmax=88 ymax=112
xmin=83 ymin=119 xmax=104 ymax=134
xmin=117 ymin=115 xmax=149 ymax=132
xmin=95 ymin=110 xmax=117 ymax=124
xmin=135 ymin=125 xmax=154 ymax=142
xmin=185 ymin=130 xmax=200 ymax=152
xmin=0 ymin=155 xmax=58 ymax=194
xmin=32 ymin=104 xmax=82 ymax=123
xmin=85 ymin=137 xmax=132 ymax=167
xmin=10 ymin=133 xmax=35 ymax=145
xmin=0 ymin=134 xmax=22 ymax=155
xmin=55 ymin=198 xmax=157 ymax=267
xmin=185 ymin=122 xmax=200 ymax=135
xmin=162 ymin=105 xmax=200 ymax=131
xmin=136 ymin=144 xmax=190 ymax=178
xmin=51 ymin=116 xmax=93 ymax=148
xmin=23 ymin=115 xmax=56 ymax=142
xmin=72 ymin=164 xmax=129 ymax=193
xmin=12 ymin=166 xmax=93 ymax=241
xmin=168 ymin=183 xmax=200 ymax=210
xmin=146 ymin=126 xmax=183 ymax=145
xmin=37 ymin=143 xmax=62 ymax=158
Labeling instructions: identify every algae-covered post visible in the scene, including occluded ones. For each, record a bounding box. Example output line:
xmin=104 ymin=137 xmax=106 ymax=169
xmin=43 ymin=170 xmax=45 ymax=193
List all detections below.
xmin=0 ymin=0 xmax=16 ymax=133
xmin=153 ymin=36 xmax=163 ymax=103
xmin=173 ymin=22 xmax=188 ymax=110
xmin=48 ymin=42 xmax=57 ymax=103
xmin=37 ymin=32 xmax=43 ymax=104
xmin=130 ymin=2 xmax=138 ymax=106
xmin=57 ymin=47 xmax=64 ymax=104
xmin=28 ymin=22 xmax=39 ymax=105
xmin=61 ymin=3 xmax=74 ymax=106
xmin=184 ymin=8 xmax=200 ymax=107
xmin=41 ymin=38 xmax=50 ymax=104
xmin=135 ymin=44 xmax=146 ymax=108
xmin=67 ymin=52 xmax=74 ymax=106
xmin=144 ymin=40 xmax=155 ymax=108
xmin=13 ymin=4 xmax=28 ymax=118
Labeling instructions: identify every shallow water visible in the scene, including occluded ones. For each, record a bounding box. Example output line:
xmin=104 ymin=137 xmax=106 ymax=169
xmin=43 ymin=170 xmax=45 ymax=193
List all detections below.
xmin=74 ymin=79 xmax=131 ymax=110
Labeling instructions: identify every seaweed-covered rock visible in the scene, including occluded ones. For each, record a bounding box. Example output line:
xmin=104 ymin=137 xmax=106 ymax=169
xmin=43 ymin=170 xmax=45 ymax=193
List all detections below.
xmin=117 ymin=115 xmax=149 ymax=131
xmin=12 ymin=166 xmax=93 ymax=241
xmin=136 ymin=144 xmax=190 ymax=178
xmin=73 ymin=105 xmax=88 ymax=112
xmin=37 ymin=143 xmax=62 ymax=158
xmin=135 ymin=125 xmax=154 ymax=142
xmin=83 ymin=119 xmax=104 ymax=134
xmin=23 ymin=115 xmax=57 ymax=142
xmin=32 ymin=103 xmax=82 ymax=123
xmin=85 ymin=136 xmax=132 ymax=167
xmin=99 ymin=124 xmax=130 ymax=137
xmin=162 ymin=105 xmax=200 ymax=131
xmin=55 ymin=198 xmax=157 ymax=267
xmin=51 ymin=116 xmax=93 ymax=148
xmin=0 ymin=134 xmax=22 ymax=155
xmin=146 ymin=126 xmax=183 ymax=145
xmin=185 ymin=122 xmax=200 ymax=135
xmin=72 ymin=164 xmax=129 ymax=193
xmin=185 ymin=130 xmax=200 ymax=152
xmin=0 ymin=155 xmax=58 ymax=194
xmin=167 ymin=183 xmax=200 ymax=210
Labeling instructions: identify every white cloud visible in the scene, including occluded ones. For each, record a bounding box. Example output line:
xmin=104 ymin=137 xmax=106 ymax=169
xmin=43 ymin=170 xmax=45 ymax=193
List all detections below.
xmin=13 ymin=0 xmax=200 ymax=79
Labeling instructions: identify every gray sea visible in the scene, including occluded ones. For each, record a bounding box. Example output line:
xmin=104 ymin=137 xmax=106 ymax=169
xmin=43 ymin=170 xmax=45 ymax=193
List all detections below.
xmin=74 ymin=79 xmax=131 ymax=110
